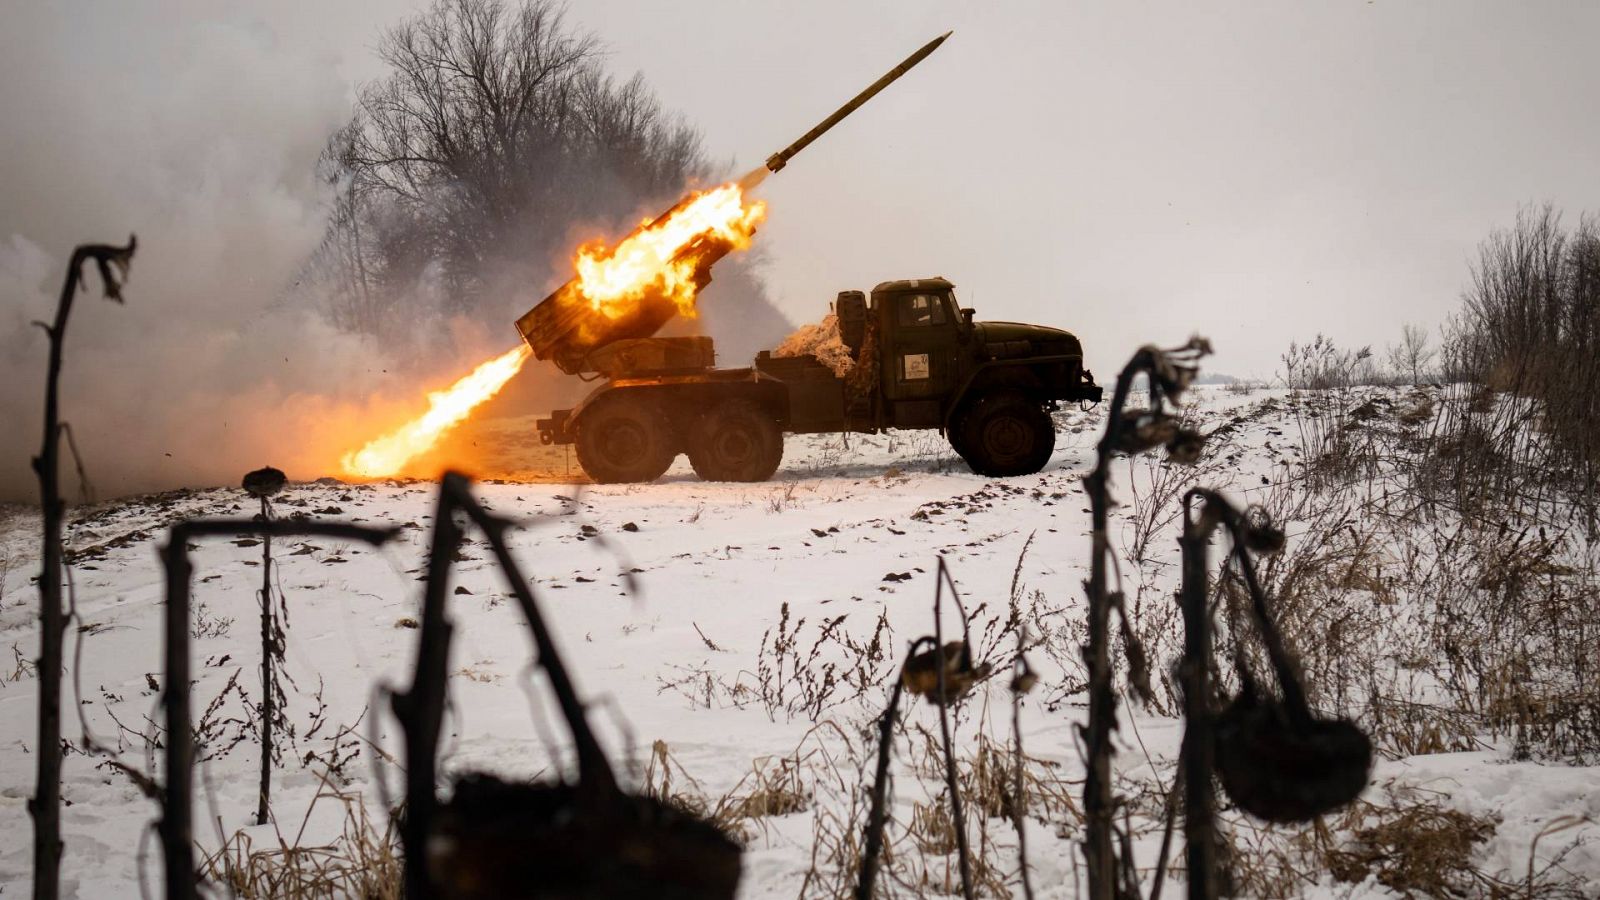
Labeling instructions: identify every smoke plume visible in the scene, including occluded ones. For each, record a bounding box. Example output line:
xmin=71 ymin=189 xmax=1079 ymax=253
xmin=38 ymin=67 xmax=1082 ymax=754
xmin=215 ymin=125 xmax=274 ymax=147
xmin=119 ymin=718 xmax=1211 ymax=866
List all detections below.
xmin=0 ymin=2 xmax=790 ymax=502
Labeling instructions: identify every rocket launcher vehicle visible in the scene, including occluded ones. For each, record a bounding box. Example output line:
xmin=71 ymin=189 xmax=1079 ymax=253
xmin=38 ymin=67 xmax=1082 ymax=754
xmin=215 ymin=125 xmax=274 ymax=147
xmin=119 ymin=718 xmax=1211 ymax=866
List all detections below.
xmin=514 ymin=31 xmax=952 ymax=377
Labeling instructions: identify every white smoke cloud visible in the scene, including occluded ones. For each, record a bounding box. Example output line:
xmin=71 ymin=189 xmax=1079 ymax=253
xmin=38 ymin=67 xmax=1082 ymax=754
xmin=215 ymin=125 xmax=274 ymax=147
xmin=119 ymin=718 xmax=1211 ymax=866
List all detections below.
xmin=0 ymin=2 xmax=515 ymax=501
xmin=0 ymin=2 xmax=803 ymax=502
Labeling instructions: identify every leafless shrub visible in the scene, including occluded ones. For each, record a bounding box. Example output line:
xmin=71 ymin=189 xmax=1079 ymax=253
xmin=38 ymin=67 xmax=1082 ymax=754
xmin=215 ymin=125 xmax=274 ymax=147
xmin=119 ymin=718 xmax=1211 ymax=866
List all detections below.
xmin=957 ymin=733 xmax=1078 ymax=830
xmin=806 ymin=434 xmax=850 ymax=473
xmin=1447 ymin=205 xmax=1600 ymax=530
xmin=190 ymin=600 xmax=234 ymax=640
xmin=1281 ymin=334 xmax=1380 ymax=392
xmin=1385 ymin=322 xmax=1436 ymax=386
xmin=801 ymin=759 xmax=873 ymax=899
xmin=831 ymin=717 xmax=1071 ymax=900
xmin=193 ymin=669 xmax=254 ymax=763
xmin=1114 ymin=413 xmax=1236 ymax=714
xmin=1279 ymin=336 xmax=1389 ymax=490
xmin=10 ymin=642 xmax=38 ymax=683
xmin=1324 ymin=801 xmax=1496 ymax=895
xmin=893 ymin=726 xmax=1057 ymax=899
xmin=655 ymin=663 xmax=739 ymax=710
xmin=751 ymin=603 xmax=894 ymax=722
xmin=766 ymin=480 xmax=802 ymax=513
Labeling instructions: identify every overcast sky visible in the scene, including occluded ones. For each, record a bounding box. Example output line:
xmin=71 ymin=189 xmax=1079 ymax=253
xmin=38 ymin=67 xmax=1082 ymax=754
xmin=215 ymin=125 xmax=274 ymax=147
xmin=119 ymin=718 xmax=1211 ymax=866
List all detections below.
xmin=3 ymin=1 xmax=1598 ymax=496
xmin=8 ymin=0 xmax=1599 ymax=377
xmin=566 ymin=0 xmax=1600 ymax=378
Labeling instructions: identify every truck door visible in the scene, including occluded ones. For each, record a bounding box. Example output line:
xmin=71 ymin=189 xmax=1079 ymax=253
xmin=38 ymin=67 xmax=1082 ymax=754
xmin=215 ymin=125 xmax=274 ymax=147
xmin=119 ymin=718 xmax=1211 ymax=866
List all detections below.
xmin=882 ymin=291 xmax=961 ymax=428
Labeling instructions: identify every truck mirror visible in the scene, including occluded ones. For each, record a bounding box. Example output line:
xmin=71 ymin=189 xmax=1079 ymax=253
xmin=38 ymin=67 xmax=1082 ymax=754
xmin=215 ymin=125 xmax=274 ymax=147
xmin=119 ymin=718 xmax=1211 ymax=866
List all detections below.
xmin=961 ymin=308 xmax=975 ymax=325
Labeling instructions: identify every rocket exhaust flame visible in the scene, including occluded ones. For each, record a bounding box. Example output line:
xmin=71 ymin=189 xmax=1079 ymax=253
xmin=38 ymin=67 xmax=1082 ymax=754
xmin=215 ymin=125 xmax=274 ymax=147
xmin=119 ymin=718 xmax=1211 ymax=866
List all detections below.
xmin=574 ymin=182 xmax=764 ymax=319
xmin=339 ymin=177 xmax=766 ymax=479
xmin=340 ymin=344 xmax=532 ymax=479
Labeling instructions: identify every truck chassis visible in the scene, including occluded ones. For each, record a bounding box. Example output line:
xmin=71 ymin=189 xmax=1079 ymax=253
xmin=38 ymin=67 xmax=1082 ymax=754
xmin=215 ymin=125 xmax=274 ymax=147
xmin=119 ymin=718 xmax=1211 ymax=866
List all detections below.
xmin=537 ymin=278 xmax=1102 ymax=483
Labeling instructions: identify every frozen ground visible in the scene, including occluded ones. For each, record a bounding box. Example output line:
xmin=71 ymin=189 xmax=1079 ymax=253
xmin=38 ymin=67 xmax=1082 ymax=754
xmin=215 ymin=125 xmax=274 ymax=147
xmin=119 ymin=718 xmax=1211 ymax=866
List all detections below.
xmin=0 ymin=388 xmax=1596 ymax=897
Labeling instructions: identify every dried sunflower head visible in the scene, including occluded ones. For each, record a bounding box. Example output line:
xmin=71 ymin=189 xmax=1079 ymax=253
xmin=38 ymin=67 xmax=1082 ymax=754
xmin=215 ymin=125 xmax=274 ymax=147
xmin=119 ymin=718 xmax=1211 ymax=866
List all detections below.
xmin=1148 ymin=336 xmax=1214 ymax=401
xmin=242 ymin=466 xmax=287 ymax=498
xmin=902 ymin=641 xmax=990 ymax=706
xmin=1165 ymin=427 xmax=1206 ymax=465
xmin=1010 ymin=655 xmax=1038 ymax=695
xmin=1110 ymin=410 xmax=1179 ymax=456
xmin=1214 ymin=691 xmax=1372 ymax=824
xmin=1241 ymin=506 xmax=1286 ymax=555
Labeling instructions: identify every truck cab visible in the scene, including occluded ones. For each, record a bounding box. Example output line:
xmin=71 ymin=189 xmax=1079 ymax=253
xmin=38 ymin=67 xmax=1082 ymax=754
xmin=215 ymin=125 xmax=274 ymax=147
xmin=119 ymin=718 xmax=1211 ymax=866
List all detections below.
xmin=836 ymin=276 xmax=1099 ymax=431
xmin=880 ymin=284 xmax=964 ymax=427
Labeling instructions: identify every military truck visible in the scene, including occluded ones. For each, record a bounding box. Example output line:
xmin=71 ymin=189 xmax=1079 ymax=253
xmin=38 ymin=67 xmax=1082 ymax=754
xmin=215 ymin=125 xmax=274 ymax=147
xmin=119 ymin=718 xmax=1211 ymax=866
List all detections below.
xmin=513 ymin=33 xmax=1102 ymax=482
xmin=529 ymin=278 xmax=1101 ymax=483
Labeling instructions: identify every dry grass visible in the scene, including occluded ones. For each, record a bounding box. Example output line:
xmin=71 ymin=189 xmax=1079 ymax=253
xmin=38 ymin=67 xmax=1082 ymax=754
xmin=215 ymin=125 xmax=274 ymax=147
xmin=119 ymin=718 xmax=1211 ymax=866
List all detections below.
xmin=789 ymin=705 xmax=1088 ymax=900
xmin=641 ymin=736 xmax=814 ymax=845
xmin=1221 ymin=781 xmax=1591 ymax=900
xmin=200 ymin=772 xmax=402 ymax=899
xmin=1324 ymin=802 xmax=1495 ymax=896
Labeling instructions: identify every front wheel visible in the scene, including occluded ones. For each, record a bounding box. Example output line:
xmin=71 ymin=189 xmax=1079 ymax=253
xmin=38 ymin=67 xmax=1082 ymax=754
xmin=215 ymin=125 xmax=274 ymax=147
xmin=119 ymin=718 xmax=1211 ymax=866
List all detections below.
xmin=687 ymin=399 xmax=783 ymax=482
xmin=574 ymin=394 xmax=678 ymax=484
xmin=952 ymin=392 xmax=1055 ymax=477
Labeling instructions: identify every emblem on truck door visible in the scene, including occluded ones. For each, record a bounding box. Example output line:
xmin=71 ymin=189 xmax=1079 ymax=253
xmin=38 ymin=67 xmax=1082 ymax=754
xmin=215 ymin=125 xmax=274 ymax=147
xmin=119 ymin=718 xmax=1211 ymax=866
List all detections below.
xmin=903 ymin=353 xmax=931 ymax=380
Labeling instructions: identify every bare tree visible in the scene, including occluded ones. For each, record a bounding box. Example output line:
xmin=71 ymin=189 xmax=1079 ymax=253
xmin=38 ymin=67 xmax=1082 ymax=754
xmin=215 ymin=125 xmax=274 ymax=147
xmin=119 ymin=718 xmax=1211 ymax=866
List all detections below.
xmin=1449 ymin=205 xmax=1600 ymax=528
xmin=314 ymin=0 xmax=758 ymax=341
xmin=1385 ymin=322 xmax=1435 ymax=384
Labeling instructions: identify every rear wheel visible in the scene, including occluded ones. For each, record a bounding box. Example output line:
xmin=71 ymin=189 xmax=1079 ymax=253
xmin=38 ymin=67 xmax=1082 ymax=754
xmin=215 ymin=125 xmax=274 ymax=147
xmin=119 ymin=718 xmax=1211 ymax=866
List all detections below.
xmin=574 ymin=394 xmax=677 ymax=484
xmin=953 ymin=392 xmax=1055 ymax=477
xmin=687 ymin=399 xmax=783 ymax=482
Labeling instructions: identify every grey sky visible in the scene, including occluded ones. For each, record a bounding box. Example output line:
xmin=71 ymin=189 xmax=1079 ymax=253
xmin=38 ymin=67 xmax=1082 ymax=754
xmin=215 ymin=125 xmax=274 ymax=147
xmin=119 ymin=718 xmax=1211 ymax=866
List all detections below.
xmin=564 ymin=0 xmax=1600 ymax=378
xmin=2 ymin=1 xmax=1597 ymax=497
xmin=9 ymin=0 xmax=1599 ymax=375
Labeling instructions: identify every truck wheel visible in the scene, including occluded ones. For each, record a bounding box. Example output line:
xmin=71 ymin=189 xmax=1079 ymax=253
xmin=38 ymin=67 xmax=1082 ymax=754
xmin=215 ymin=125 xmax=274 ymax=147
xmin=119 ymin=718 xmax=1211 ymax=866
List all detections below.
xmin=954 ymin=392 xmax=1055 ymax=477
xmin=688 ymin=399 xmax=783 ymax=482
xmin=574 ymin=395 xmax=678 ymax=484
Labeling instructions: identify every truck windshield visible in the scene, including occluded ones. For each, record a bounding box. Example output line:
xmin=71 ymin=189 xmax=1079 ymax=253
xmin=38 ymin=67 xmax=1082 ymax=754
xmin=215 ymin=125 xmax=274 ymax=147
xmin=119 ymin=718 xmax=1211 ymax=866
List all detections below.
xmin=897 ymin=294 xmax=948 ymax=327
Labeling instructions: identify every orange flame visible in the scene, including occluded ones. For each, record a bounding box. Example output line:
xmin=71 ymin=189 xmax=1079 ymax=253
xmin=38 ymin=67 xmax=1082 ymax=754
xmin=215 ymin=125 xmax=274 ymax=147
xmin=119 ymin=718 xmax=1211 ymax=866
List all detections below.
xmin=340 ymin=344 xmax=531 ymax=479
xmin=338 ymin=178 xmax=765 ymax=479
xmin=574 ymin=183 xmax=765 ymax=319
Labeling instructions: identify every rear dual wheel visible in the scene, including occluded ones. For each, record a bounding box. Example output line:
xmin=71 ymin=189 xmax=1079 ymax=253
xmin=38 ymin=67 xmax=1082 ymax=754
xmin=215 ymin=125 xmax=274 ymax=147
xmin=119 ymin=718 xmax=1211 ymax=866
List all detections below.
xmin=688 ymin=399 xmax=783 ymax=482
xmin=574 ymin=394 xmax=678 ymax=484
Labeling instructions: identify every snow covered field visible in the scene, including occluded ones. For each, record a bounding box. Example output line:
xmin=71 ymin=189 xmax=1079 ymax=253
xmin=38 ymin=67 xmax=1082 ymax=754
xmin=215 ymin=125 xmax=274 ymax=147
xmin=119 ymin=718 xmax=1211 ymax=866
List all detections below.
xmin=1 ymin=388 xmax=1596 ymax=898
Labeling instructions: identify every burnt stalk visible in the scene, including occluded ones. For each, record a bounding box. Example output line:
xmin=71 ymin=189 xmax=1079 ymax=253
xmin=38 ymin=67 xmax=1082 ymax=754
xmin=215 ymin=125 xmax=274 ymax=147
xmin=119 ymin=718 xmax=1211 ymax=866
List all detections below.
xmin=855 ymin=635 xmax=934 ymax=900
xmin=390 ymin=472 xmax=617 ymax=898
xmin=1082 ymin=339 xmax=1208 ymax=900
xmin=29 ymin=237 xmax=134 ymax=900
xmin=1012 ymin=638 xmax=1038 ymax=900
xmin=158 ymin=519 xmax=395 ymax=900
xmin=933 ymin=558 xmax=975 ymax=900
xmin=1177 ymin=491 xmax=1220 ymax=900
xmin=256 ymin=493 xmax=274 ymax=826
xmin=1081 ymin=349 xmax=1152 ymax=900
xmin=1176 ymin=488 xmax=1298 ymax=899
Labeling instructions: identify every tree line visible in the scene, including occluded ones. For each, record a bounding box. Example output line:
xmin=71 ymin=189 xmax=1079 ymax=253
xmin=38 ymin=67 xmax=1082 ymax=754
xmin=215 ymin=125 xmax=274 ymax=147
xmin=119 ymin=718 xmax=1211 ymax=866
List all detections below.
xmin=313 ymin=0 xmax=787 ymax=358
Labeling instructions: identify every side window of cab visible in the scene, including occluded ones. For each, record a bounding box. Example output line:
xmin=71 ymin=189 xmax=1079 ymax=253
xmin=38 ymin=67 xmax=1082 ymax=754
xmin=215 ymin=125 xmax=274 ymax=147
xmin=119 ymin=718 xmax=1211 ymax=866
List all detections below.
xmin=897 ymin=293 xmax=949 ymax=328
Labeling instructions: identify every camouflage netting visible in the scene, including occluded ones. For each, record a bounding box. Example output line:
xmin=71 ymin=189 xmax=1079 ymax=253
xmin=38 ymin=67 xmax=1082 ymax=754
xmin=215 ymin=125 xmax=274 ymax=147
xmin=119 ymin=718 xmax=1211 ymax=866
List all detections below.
xmin=773 ymin=314 xmax=854 ymax=377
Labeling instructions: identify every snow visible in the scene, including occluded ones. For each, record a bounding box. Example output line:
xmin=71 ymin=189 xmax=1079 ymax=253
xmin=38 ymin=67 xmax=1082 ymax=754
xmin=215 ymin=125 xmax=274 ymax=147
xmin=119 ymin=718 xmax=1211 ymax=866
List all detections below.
xmin=0 ymin=388 xmax=1596 ymax=897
